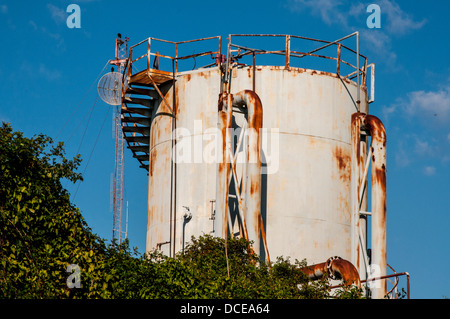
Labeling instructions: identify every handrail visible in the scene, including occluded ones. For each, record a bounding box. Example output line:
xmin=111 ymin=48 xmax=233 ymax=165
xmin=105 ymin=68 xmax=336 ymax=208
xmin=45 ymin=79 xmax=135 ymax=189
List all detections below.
xmin=130 ymin=35 xmax=222 ymax=49
xmin=127 ymin=36 xmax=222 ymax=78
xmin=227 ymin=33 xmax=367 ymax=89
xmin=125 ymin=33 xmax=370 ymax=105
xmin=228 ymin=33 xmax=367 ymax=60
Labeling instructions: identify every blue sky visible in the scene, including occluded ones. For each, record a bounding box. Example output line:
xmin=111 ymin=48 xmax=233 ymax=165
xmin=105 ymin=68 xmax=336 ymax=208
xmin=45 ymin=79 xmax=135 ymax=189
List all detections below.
xmin=1 ymin=0 xmax=449 ymax=299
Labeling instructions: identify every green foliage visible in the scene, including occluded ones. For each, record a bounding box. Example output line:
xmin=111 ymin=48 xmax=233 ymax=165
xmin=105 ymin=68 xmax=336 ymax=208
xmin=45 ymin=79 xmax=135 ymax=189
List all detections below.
xmin=0 ymin=123 xmax=363 ymax=299
xmin=0 ymin=123 xmax=108 ymax=298
xmin=104 ymin=235 xmax=355 ymax=299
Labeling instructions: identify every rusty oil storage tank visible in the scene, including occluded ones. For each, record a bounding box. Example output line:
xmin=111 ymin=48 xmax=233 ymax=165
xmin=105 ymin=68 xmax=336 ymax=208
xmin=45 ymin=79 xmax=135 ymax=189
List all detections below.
xmin=121 ymin=33 xmax=386 ymax=298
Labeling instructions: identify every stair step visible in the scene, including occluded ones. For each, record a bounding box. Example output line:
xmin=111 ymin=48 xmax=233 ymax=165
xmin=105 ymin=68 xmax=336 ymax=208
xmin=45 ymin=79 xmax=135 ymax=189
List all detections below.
xmin=124 ymin=136 xmax=149 ymax=144
xmin=122 ymin=116 xmax=151 ymax=126
xmin=126 ymin=86 xmax=159 ymax=99
xmin=133 ymin=154 xmax=149 ymax=161
xmin=122 ymin=126 xmax=150 ymax=135
xmin=122 ymin=106 xmax=152 ymax=117
xmin=123 ymin=96 xmax=154 ymax=108
xmin=128 ymin=145 xmax=149 ymax=153
xmin=129 ymin=68 xmax=173 ymax=86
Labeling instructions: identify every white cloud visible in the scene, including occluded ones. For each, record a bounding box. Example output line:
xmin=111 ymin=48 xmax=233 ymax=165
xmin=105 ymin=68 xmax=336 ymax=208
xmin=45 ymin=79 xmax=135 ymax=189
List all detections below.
xmin=289 ymin=0 xmax=349 ymax=26
xmin=1 ymin=5 xmax=7 ymax=14
xmin=287 ymin=0 xmax=425 ymax=33
xmin=382 ymin=83 xmax=450 ymax=126
xmin=379 ymin=0 xmax=427 ymax=35
xmin=27 ymin=20 xmax=66 ymax=51
xmin=423 ymin=166 xmax=436 ymax=176
xmin=404 ymin=85 xmax=450 ymax=124
xmin=394 ymin=140 xmax=412 ymax=168
xmin=381 ymin=103 xmax=396 ymax=122
xmin=39 ymin=63 xmax=61 ymax=81
xmin=19 ymin=61 xmax=61 ymax=81
xmin=386 ymin=83 xmax=450 ymax=173
xmin=29 ymin=20 xmax=38 ymax=31
xmin=413 ymin=138 xmax=438 ymax=157
xmin=286 ymin=0 xmax=425 ymax=65
xmin=359 ymin=28 xmax=398 ymax=67
xmin=47 ymin=3 xmax=66 ymax=25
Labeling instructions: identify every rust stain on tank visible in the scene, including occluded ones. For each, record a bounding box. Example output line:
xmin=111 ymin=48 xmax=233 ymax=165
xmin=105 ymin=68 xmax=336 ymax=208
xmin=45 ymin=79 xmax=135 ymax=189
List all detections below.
xmin=189 ymin=70 xmax=210 ymax=80
xmin=217 ymin=115 xmax=228 ymax=175
xmin=147 ymin=207 xmax=154 ymax=229
xmin=334 ymin=146 xmax=351 ymax=181
xmin=247 ymin=67 xmax=253 ymax=78
xmin=149 ymin=149 xmax=157 ymax=177
xmin=173 ymin=82 xmax=181 ymax=120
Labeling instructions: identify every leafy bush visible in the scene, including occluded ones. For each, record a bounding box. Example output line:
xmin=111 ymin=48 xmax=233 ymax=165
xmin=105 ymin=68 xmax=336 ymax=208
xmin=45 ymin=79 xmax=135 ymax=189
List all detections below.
xmin=0 ymin=123 xmax=362 ymax=299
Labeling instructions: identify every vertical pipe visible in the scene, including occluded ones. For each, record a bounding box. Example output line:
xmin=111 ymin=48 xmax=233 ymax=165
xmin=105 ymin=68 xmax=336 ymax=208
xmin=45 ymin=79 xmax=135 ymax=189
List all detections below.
xmin=363 ymin=58 xmax=368 ymax=87
xmin=356 ymin=32 xmax=360 ymax=109
xmin=147 ymin=38 xmax=151 ymax=70
xmin=175 ymin=43 xmax=178 ymax=74
xmin=363 ymin=114 xmax=387 ymax=299
xmin=218 ymin=37 xmax=224 ymax=95
xmin=359 ymin=133 xmax=369 ymax=280
xmin=285 ymin=35 xmax=290 ymax=69
xmin=215 ymin=93 xmax=232 ymax=238
xmin=232 ymin=90 xmax=263 ymax=258
xmin=252 ymin=51 xmax=256 ymax=92
xmin=359 ymin=138 xmax=370 ymax=287
xmin=172 ymin=58 xmax=177 ymax=257
xmin=224 ymin=35 xmax=231 ymax=93
xmin=368 ymin=63 xmax=375 ymax=103
xmin=128 ymin=48 xmax=133 ymax=79
xmin=352 ymin=112 xmax=387 ymax=298
xmin=218 ymin=36 xmax=222 ymax=70
xmin=336 ymin=43 xmax=341 ymax=76
xmin=350 ymin=113 xmax=362 ymax=272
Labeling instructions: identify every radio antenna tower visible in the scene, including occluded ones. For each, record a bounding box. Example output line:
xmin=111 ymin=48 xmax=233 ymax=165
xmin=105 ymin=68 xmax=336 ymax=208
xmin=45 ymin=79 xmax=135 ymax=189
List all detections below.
xmin=98 ymin=33 xmax=129 ymax=245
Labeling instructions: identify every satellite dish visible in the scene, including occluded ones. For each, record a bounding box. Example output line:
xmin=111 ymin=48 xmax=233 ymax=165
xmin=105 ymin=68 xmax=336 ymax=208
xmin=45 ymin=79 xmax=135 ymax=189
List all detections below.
xmin=98 ymin=72 xmax=123 ymax=106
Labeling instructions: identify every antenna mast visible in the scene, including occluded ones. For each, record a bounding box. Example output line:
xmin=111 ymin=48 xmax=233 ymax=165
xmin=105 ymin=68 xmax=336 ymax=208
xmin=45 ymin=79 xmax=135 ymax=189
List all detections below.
xmin=110 ymin=33 xmax=128 ymax=245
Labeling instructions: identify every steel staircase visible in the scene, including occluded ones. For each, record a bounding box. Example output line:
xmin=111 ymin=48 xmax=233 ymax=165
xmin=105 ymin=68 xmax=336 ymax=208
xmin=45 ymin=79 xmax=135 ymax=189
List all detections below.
xmin=120 ymin=36 xmax=221 ymax=172
xmin=121 ymin=68 xmax=174 ymax=171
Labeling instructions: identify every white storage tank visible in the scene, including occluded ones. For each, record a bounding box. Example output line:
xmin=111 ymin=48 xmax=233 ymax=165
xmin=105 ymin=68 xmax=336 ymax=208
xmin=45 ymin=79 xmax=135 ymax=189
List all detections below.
xmin=121 ymin=33 xmax=387 ymax=298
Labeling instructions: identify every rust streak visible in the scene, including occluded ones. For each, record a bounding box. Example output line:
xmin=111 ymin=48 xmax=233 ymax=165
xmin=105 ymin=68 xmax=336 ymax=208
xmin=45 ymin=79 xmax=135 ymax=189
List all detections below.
xmin=334 ymin=146 xmax=351 ymax=182
xmin=149 ymin=149 xmax=157 ymax=177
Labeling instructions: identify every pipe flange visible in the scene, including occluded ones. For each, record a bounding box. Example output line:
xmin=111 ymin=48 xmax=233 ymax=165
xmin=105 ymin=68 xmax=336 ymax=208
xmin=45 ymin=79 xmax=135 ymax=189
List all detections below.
xmin=326 ymin=256 xmax=342 ymax=280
